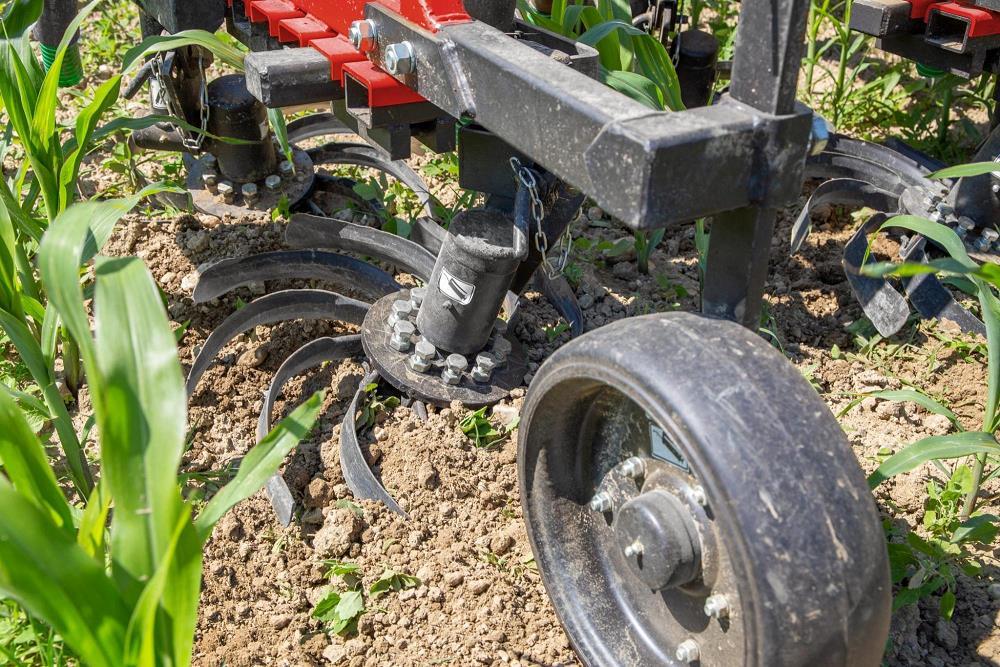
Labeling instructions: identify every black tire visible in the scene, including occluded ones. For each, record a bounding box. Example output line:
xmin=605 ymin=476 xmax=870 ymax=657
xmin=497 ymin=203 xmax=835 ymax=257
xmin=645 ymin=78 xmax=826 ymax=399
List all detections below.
xmin=518 ymin=312 xmax=890 ymax=666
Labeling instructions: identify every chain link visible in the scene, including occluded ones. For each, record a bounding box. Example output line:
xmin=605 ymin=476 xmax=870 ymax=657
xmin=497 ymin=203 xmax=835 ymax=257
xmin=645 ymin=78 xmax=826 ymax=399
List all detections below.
xmin=152 ymin=51 xmax=210 ymax=151
xmin=510 ymin=158 xmax=571 ymax=279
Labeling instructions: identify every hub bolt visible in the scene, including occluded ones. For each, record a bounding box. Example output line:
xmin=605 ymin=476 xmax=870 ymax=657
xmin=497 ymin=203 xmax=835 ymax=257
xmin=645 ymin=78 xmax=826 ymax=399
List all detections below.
xmin=390 ymin=320 xmax=416 ymax=352
xmin=691 ymin=485 xmax=708 ymax=506
xmin=264 ymin=174 xmax=282 ymax=191
xmin=623 ymin=539 xmax=644 ymax=557
xmin=976 ymin=236 xmax=993 ymax=252
xmin=491 ymin=337 xmax=512 ymax=366
xmin=936 ymin=201 xmax=955 ymax=218
xmin=589 ymin=491 xmax=612 ymax=513
xmin=621 ymin=456 xmax=645 ymax=479
xmin=470 ymin=353 xmax=496 ymax=383
xmin=217 ymin=180 xmax=235 ymax=204
xmin=241 ymin=183 xmax=259 ymax=206
xmin=384 ymin=41 xmax=416 ymax=76
xmin=409 ymin=286 xmax=426 ymax=310
xmin=704 ymin=594 xmax=730 ymax=619
xmin=675 ymin=639 xmax=700 ymax=664
xmin=388 ymin=299 xmax=414 ymax=327
xmin=348 ymin=19 xmax=378 ymax=52
xmin=278 ymin=160 xmax=294 ymax=178
xmin=984 ymin=228 xmax=999 ymax=243
xmin=441 ymin=353 xmax=468 ymax=385
xmin=408 ymin=339 xmax=436 ymax=373
xmin=201 ymin=171 xmax=218 ymax=190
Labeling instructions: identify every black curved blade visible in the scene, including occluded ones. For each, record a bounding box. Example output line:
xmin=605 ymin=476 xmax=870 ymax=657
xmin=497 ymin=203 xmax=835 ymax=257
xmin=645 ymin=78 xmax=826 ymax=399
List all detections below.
xmin=538 ymin=271 xmax=584 ymax=337
xmin=186 ymin=289 xmax=369 ymax=395
xmin=257 ymin=334 xmax=364 ymax=527
xmin=791 ymin=178 xmax=900 ymax=254
xmin=193 ymin=250 xmax=399 ymax=304
xmin=842 ymin=213 xmax=911 ymax=337
xmin=806 ymin=134 xmax=938 ymax=194
xmin=340 ymin=371 xmax=408 ymax=518
xmin=307 ymin=142 xmax=432 ymax=209
xmin=286 ymin=214 xmax=436 ymax=281
xmin=902 ymin=243 xmax=986 ymax=336
xmin=285 ymin=112 xmax=352 ymax=143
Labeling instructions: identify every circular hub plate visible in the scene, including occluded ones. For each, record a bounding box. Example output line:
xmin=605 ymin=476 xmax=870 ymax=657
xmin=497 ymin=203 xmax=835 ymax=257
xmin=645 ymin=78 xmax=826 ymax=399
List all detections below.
xmin=361 ymin=290 xmax=527 ymax=407
xmin=186 ymin=147 xmax=314 ymax=218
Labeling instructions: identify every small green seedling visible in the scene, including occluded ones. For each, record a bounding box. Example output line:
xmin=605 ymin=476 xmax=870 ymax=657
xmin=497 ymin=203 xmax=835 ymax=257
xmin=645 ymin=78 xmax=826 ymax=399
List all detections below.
xmin=360 ymin=382 xmax=400 ymax=429
xmin=460 ymin=406 xmax=518 ymax=448
xmin=369 ymin=568 xmax=420 ymax=599
xmin=312 ymin=589 xmax=365 ymax=636
xmin=543 ymin=321 xmax=571 ymax=342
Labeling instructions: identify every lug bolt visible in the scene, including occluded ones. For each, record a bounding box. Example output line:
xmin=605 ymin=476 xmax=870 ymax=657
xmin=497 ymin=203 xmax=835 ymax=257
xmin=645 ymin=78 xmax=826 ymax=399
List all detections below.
xmin=348 ymin=19 xmax=378 ymax=52
xmin=623 ymin=539 xmax=644 ymax=557
xmin=691 ymin=485 xmax=707 ymax=506
xmin=278 ymin=160 xmax=294 ymax=178
xmin=470 ymin=353 xmax=496 ymax=383
xmin=408 ymin=339 xmax=436 ymax=373
xmin=217 ymin=180 xmax=234 ymax=204
xmin=201 ymin=171 xmax=218 ymax=190
xmin=992 ymin=183 xmax=1000 ymax=195
xmin=384 ymin=41 xmax=415 ymax=76
xmin=983 ymin=228 xmax=999 ymax=243
xmin=975 ymin=236 xmax=992 ymax=252
xmin=491 ymin=337 xmax=512 ymax=366
xmin=704 ymin=594 xmax=730 ymax=619
xmin=241 ymin=182 xmax=259 ymax=205
xmin=589 ymin=492 xmax=612 ymax=513
xmin=936 ymin=201 xmax=955 ymax=218
xmin=390 ymin=320 xmax=416 ymax=352
xmin=441 ymin=353 xmax=468 ymax=385
xmin=409 ymin=286 xmax=426 ymax=310
xmin=621 ymin=456 xmax=645 ymax=479
xmin=264 ymin=174 xmax=282 ymax=191
xmin=388 ymin=299 xmax=414 ymax=327
xmin=675 ymin=639 xmax=700 ymax=664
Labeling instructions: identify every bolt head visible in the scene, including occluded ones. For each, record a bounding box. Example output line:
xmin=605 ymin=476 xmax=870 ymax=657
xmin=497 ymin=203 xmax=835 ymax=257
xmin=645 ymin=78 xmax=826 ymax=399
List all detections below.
xmin=241 ymin=183 xmax=258 ymax=198
xmin=407 ymin=354 xmax=431 ymax=373
xmin=809 ymin=113 xmax=830 ymax=156
xmin=391 ymin=299 xmax=414 ymax=318
xmin=389 ymin=333 xmax=413 ymax=353
xmin=958 ymin=216 xmax=977 ymax=231
xmin=623 ymin=539 xmax=644 ymax=558
xmin=349 ymin=19 xmax=377 ymax=52
xmin=279 ymin=160 xmax=294 ymax=176
xmin=414 ymin=339 xmax=436 ymax=361
xmin=264 ymin=174 xmax=282 ymax=190
xmin=201 ymin=172 xmax=218 ymax=188
xmin=704 ymin=593 xmax=730 ymax=619
xmin=491 ymin=337 xmax=512 ymax=361
xmin=409 ymin=286 xmax=426 ymax=307
xmin=589 ymin=491 xmax=612 ymax=513
xmin=393 ymin=320 xmax=416 ymax=337
xmin=470 ymin=366 xmax=492 ymax=383
xmin=621 ymin=456 xmax=645 ymax=479
xmin=675 ymin=639 xmax=700 ymax=663
xmin=474 ymin=353 xmax=496 ymax=372
xmin=217 ymin=181 xmax=234 ymax=195
xmin=445 ymin=353 xmax=468 ymax=372
xmin=691 ymin=485 xmax=707 ymax=506
xmin=384 ymin=41 xmax=415 ymax=76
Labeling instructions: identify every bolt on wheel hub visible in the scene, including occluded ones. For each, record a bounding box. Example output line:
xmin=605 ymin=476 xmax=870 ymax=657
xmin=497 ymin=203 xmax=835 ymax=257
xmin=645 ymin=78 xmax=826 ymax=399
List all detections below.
xmin=613 ymin=488 xmax=702 ymax=590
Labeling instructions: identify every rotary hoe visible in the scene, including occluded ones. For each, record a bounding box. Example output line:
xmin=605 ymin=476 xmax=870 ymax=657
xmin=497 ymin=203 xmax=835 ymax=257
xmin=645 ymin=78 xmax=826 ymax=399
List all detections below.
xmin=44 ymin=0 xmax=1000 ymax=661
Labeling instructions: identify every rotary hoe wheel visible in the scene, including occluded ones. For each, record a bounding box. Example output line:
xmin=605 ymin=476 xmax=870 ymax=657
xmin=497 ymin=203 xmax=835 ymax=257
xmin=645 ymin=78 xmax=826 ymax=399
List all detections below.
xmin=518 ymin=312 xmax=892 ymax=666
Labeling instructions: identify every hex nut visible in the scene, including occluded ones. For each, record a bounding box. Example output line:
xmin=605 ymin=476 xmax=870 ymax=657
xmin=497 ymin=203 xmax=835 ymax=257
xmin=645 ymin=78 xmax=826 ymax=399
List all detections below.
xmin=201 ymin=172 xmax=218 ymax=189
xmin=241 ymin=182 xmax=258 ymax=202
xmin=957 ymin=216 xmax=977 ymax=232
xmin=348 ymin=19 xmax=378 ymax=52
xmin=388 ymin=299 xmax=414 ymax=327
xmin=217 ymin=181 xmax=235 ymax=203
xmin=470 ymin=366 xmax=492 ymax=383
xmin=704 ymin=594 xmax=730 ymax=619
xmin=675 ymin=639 xmax=700 ymax=663
xmin=621 ymin=456 xmax=645 ymax=479
xmin=384 ymin=41 xmax=415 ymax=76
xmin=409 ymin=286 xmax=427 ymax=309
xmin=264 ymin=174 xmax=282 ymax=190
xmin=589 ymin=492 xmax=612 ymax=513
xmin=407 ymin=354 xmax=431 ymax=373
xmin=390 ymin=334 xmax=413 ymax=353
xmin=278 ymin=160 xmax=294 ymax=177
xmin=414 ymin=339 xmax=436 ymax=362
xmin=445 ymin=353 xmax=469 ymax=372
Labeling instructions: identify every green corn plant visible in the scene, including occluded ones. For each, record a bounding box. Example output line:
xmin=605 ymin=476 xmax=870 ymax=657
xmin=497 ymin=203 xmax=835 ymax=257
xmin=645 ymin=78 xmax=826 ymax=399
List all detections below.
xmin=0 ymin=199 xmax=323 ymax=666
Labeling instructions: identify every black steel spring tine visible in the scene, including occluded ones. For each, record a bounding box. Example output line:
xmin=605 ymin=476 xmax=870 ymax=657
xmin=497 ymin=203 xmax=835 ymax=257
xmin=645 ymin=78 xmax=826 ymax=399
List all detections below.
xmin=409 ymin=216 xmax=446 ymax=256
xmin=285 ymin=112 xmax=352 ymax=143
xmin=821 ymin=134 xmax=937 ymax=185
xmin=842 ymin=213 xmax=911 ymax=337
xmin=186 ymin=289 xmax=369 ymax=395
xmin=193 ymin=250 xmax=400 ymax=304
xmin=256 ymin=334 xmax=365 ymax=527
xmin=256 ymin=334 xmax=364 ymax=442
xmin=340 ymin=371 xmax=408 ymax=518
xmin=790 ymin=178 xmax=900 ymax=254
xmin=286 ymin=214 xmax=437 ymax=281
xmin=537 ymin=271 xmax=584 ymax=337
xmin=901 ymin=243 xmax=986 ymax=336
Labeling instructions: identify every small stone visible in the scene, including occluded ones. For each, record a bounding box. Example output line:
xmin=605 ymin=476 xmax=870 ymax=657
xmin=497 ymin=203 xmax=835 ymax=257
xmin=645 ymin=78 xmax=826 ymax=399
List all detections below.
xmin=587 ymin=205 xmax=604 ymax=221
xmin=444 ymin=572 xmax=465 ymax=588
xmin=185 ymin=230 xmax=210 ymax=253
xmin=313 ymin=508 xmax=363 ymax=557
xmin=923 ymin=413 xmax=952 ymax=436
xmin=467 ymin=579 xmax=490 ymax=595
xmin=322 ymin=643 xmax=346 ymax=664
xmin=270 ymin=613 xmax=293 ymax=630
xmin=489 ymin=534 xmax=515 ymax=556
xmin=418 ymin=461 xmax=440 ymax=489
xmin=305 ymin=477 xmax=333 ymax=508
xmin=439 ymin=502 xmax=456 ymax=518
xmin=612 ymin=261 xmax=634 ymax=279
xmin=988 ymin=583 xmax=1000 ymax=600
xmin=181 ymin=271 xmax=198 ymax=292
xmin=875 ymin=400 xmax=901 ymax=420
xmin=934 ymin=618 xmax=958 ymax=650
xmin=577 ymin=293 xmax=594 ymax=310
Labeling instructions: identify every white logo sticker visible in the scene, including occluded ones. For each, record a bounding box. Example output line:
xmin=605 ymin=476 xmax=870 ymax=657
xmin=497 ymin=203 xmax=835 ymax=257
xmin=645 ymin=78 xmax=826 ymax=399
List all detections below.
xmin=439 ymin=268 xmax=475 ymax=305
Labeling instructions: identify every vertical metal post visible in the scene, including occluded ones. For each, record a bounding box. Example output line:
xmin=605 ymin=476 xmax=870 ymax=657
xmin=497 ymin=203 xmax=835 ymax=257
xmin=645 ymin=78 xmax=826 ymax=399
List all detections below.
xmin=701 ymin=0 xmax=810 ymax=327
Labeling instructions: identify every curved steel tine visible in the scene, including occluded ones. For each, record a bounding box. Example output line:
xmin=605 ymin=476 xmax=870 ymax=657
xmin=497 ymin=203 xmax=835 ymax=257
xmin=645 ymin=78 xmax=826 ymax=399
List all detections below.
xmin=409 ymin=216 xmax=446 ymax=256
xmin=901 ymin=244 xmax=986 ymax=336
xmin=285 ymin=112 xmax=353 ymax=143
xmin=340 ymin=371 xmax=408 ymax=518
xmin=193 ymin=250 xmax=400 ymax=304
xmin=257 ymin=334 xmax=364 ymax=527
xmin=256 ymin=335 xmax=364 ymax=442
xmin=538 ymin=271 xmax=584 ymax=337
xmin=790 ymin=178 xmax=900 ymax=255
xmin=822 ymin=134 xmax=937 ymax=184
xmin=186 ymin=289 xmax=369 ymax=395
xmin=842 ymin=213 xmax=911 ymax=337
xmin=287 ymin=214 xmax=437 ymax=282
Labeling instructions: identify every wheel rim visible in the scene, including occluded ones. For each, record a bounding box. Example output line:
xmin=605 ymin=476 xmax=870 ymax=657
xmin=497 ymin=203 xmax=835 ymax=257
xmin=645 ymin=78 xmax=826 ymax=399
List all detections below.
xmin=521 ymin=374 xmax=748 ymax=666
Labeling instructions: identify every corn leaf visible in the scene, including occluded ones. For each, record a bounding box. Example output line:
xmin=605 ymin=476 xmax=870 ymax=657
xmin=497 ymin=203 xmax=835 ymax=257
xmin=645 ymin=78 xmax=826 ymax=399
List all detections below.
xmin=0 ymin=0 xmax=43 ymax=38
xmin=0 ymin=388 xmax=73 ymax=531
xmin=194 ymin=390 xmax=324 ymax=540
xmin=0 ymin=478 xmax=129 ymax=667
xmin=121 ymin=30 xmax=247 ymax=73
xmin=839 ymin=389 xmax=961 ymax=429
xmin=868 ymin=432 xmax=1000 ymax=488
xmin=77 ymin=478 xmax=111 ymax=559
xmin=927 ymin=162 xmax=1000 ymax=180
xmin=59 ymin=74 xmax=123 ymax=210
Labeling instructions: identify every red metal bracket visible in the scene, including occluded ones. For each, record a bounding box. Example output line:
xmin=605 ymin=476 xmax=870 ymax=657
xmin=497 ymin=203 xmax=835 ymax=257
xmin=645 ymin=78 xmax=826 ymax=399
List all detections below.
xmin=290 ymin=0 xmax=470 ymax=35
xmin=342 ymin=60 xmax=425 ymax=106
xmin=248 ymin=0 xmax=305 ymax=37
xmin=926 ymin=1 xmax=1000 ymax=36
xmin=309 ymin=35 xmax=368 ymax=81
xmin=277 ymin=15 xmax=337 ymax=46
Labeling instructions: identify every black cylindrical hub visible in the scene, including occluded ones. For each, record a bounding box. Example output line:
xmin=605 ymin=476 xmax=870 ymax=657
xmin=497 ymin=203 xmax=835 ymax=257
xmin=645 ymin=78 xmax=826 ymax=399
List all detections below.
xmin=676 ymin=29 xmax=719 ymax=109
xmin=416 ymin=209 xmax=525 ymax=355
xmin=205 ymin=74 xmax=277 ymax=183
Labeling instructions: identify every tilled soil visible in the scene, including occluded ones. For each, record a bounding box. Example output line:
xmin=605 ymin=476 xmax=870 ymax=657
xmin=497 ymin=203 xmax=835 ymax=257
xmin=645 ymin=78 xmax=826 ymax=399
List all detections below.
xmin=102 ymin=174 xmax=1000 ymax=666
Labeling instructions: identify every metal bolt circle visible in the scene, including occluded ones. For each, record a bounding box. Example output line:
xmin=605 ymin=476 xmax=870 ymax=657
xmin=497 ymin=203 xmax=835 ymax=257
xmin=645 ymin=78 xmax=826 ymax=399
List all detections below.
xmin=589 ymin=492 xmax=612 ymax=513
xmin=385 ymin=41 xmax=415 ymax=75
xmin=393 ymin=320 xmax=416 ymax=336
xmin=704 ymin=593 xmax=730 ymax=619
xmin=217 ymin=181 xmax=234 ymax=195
xmin=264 ymin=174 xmax=282 ymax=190
xmin=445 ymin=353 xmax=469 ymax=372
xmin=414 ymin=339 xmax=436 ymax=361
xmin=623 ymin=539 xmax=644 ymax=557
xmin=675 ymin=639 xmax=700 ymax=663
xmin=349 ymin=19 xmax=378 ymax=52
xmin=621 ymin=456 xmax=645 ymax=479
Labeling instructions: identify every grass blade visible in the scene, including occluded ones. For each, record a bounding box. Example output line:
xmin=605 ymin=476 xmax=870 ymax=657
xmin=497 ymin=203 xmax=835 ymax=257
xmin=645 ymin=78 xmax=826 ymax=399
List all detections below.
xmin=868 ymin=431 xmax=1000 ymax=488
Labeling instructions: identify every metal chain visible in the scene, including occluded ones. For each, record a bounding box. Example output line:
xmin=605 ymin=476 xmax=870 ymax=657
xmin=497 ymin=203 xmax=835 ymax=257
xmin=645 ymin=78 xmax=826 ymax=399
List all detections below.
xmin=152 ymin=51 xmax=210 ymax=151
xmin=510 ymin=157 xmax=571 ymax=279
